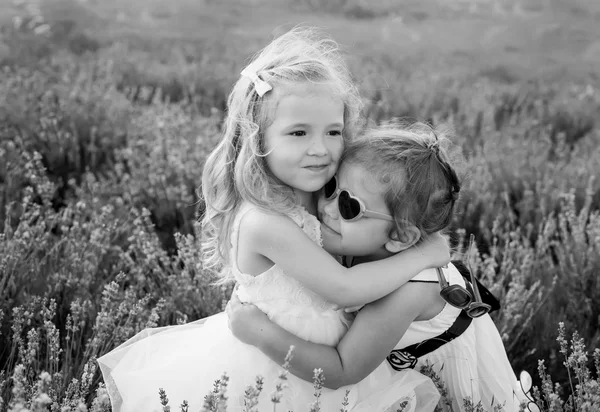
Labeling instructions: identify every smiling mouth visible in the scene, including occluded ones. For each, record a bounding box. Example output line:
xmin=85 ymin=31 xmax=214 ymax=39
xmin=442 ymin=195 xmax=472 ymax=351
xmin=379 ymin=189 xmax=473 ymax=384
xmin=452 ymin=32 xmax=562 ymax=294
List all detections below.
xmin=304 ymin=164 xmax=329 ymax=171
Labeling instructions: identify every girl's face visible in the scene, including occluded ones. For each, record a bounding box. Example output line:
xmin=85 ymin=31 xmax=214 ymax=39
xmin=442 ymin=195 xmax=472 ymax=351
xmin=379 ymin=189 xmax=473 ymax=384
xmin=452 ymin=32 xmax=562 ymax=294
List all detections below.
xmin=263 ymin=85 xmax=344 ymax=206
xmin=318 ymin=162 xmax=395 ymax=259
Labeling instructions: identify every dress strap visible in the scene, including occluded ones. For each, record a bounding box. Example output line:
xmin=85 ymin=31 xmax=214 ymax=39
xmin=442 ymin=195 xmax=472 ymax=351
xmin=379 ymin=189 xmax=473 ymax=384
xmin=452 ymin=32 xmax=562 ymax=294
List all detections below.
xmin=408 ymin=280 xmax=438 ymax=284
xmin=410 ymin=268 xmax=438 ymax=282
xmin=386 ymin=310 xmax=472 ymax=371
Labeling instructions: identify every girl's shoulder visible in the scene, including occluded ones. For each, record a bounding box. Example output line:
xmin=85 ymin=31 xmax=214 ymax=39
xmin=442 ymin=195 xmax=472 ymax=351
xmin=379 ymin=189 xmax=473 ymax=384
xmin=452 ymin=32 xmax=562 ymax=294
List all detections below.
xmin=370 ymin=278 xmax=447 ymax=325
xmin=237 ymin=202 xmax=322 ymax=245
xmin=377 ymin=266 xmax=459 ymax=322
xmin=367 ymin=279 xmax=434 ymax=323
xmin=236 ymin=202 xmax=296 ymax=229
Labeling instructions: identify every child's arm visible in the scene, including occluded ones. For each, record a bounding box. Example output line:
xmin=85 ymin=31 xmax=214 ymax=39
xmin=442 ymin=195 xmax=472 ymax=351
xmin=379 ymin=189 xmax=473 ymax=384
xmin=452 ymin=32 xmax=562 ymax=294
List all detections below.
xmin=227 ymin=282 xmax=430 ymax=388
xmin=243 ymin=209 xmax=449 ymax=307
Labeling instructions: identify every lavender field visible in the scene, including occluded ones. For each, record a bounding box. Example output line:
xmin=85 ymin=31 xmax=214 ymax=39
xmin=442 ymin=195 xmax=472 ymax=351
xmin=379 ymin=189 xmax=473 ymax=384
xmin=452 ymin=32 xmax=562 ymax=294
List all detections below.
xmin=1 ymin=0 xmax=600 ymax=410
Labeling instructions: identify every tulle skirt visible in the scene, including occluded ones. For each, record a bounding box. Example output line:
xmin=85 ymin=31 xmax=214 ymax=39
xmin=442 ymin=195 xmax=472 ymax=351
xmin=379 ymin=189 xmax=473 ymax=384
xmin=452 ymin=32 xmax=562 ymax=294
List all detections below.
xmin=414 ymin=315 xmax=525 ymax=412
xmin=98 ymin=312 xmax=440 ymax=412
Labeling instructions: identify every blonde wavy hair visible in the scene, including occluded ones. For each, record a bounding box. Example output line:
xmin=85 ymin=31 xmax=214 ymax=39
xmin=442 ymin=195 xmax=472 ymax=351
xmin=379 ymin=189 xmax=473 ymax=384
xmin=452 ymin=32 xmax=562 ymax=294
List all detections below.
xmin=201 ymin=27 xmax=362 ymax=280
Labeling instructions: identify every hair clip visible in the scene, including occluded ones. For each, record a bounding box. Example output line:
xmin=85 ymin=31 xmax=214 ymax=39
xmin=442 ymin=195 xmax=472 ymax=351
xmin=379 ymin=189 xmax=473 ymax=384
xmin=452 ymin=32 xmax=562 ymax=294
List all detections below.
xmin=240 ymin=67 xmax=272 ymax=97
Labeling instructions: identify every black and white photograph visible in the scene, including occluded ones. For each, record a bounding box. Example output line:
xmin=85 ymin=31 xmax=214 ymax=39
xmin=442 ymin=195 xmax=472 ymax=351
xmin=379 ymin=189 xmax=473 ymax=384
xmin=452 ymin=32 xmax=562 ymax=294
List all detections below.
xmin=1 ymin=0 xmax=599 ymax=411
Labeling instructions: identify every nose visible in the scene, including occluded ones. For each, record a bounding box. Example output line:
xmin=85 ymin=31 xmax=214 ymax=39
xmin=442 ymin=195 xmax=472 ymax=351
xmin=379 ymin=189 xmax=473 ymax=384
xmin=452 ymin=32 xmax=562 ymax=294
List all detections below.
xmin=307 ymin=133 xmax=328 ymax=157
xmin=319 ymin=192 xmax=339 ymax=220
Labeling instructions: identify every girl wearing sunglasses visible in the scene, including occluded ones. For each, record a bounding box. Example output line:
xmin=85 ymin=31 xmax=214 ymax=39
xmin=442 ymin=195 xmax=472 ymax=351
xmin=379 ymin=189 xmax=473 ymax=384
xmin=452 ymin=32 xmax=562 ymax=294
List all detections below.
xmin=228 ymin=123 xmax=526 ymax=411
xmin=98 ymin=29 xmax=445 ymax=412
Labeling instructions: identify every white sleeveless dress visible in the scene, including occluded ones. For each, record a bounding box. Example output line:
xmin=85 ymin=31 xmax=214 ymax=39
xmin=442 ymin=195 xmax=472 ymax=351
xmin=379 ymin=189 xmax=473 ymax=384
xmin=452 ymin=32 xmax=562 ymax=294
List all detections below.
xmin=98 ymin=202 xmax=439 ymax=412
xmin=383 ymin=264 xmax=524 ymax=412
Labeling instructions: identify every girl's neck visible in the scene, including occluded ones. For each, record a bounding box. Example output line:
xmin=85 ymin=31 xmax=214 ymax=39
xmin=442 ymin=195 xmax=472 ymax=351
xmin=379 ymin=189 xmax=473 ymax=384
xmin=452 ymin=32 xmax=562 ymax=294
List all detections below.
xmin=294 ymin=190 xmax=317 ymax=215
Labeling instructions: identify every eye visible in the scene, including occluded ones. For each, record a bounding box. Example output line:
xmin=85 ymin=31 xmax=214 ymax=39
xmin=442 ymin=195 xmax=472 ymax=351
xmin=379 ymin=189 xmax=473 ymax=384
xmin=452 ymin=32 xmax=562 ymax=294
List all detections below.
xmin=289 ymin=131 xmax=306 ymax=137
xmin=327 ymin=130 xmax=343 ymax=137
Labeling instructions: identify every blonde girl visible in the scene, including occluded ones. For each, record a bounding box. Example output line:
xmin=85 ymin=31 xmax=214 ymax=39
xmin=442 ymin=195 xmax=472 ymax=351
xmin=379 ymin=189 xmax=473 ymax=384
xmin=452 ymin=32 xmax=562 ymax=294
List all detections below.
xmin=98 ymin=29 xmax=446 ymax=412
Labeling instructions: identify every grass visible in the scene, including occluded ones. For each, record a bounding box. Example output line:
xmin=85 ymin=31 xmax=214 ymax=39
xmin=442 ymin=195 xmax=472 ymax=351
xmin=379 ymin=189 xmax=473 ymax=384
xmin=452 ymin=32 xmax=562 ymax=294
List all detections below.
xmin=53 ymin=0 xmax=600 ymax=83
xmin=0 ymin=0 xmax=600 ymax=410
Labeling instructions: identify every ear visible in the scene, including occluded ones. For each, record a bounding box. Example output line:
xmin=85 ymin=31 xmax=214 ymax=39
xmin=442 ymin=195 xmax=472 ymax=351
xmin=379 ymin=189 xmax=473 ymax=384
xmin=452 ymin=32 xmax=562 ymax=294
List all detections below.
xmin=385 ymin=225 xmax=421 ymax=253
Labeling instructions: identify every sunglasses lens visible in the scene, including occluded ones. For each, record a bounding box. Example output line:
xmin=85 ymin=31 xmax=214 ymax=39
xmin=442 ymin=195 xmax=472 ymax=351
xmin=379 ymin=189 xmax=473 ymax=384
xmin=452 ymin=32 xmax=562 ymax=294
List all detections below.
xmin=466 ymin=306 xmax=489 ymax=318
xmin=443 ymin=288 xmax=471 ymax=308
xmin=338 ymin=190 xmax=361 ymax=220
xmin=324 ymin=176 xmax=337 ymax=199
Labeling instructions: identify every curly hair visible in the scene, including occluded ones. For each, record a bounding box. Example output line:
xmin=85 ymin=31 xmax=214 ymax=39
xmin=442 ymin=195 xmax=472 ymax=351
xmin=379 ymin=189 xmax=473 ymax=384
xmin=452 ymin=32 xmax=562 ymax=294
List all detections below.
xmin=201 ymin=27 xmax=363 ymax=280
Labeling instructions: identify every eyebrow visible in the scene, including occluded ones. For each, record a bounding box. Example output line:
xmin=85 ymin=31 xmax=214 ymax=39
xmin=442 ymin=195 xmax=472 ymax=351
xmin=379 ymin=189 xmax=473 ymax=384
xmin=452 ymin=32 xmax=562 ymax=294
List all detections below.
xmin=286 ymin=123 xmax=344 ymax=129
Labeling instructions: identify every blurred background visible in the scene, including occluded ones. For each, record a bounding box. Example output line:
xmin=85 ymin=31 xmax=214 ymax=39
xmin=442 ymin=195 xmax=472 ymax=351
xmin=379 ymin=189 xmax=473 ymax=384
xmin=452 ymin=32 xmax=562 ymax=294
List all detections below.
xmin=1 ymin=0 xmax=599 ymax=410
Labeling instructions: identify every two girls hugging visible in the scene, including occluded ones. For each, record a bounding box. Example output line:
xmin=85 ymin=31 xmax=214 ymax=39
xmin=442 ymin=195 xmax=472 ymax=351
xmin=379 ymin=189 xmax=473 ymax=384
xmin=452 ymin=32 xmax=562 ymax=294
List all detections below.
xmin=98 ymin=27 xmax=524 ymax=412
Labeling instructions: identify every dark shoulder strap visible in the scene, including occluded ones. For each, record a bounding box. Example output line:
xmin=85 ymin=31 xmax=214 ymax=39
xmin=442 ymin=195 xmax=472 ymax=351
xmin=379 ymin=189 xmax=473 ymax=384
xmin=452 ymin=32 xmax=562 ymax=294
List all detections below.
xmin=387 ymin=310 xmax=472 ymax=371
xmin=408 ymin=280 xmax=438 ymax=284
xmin=386 ymin=261 xmax=502 ymax=371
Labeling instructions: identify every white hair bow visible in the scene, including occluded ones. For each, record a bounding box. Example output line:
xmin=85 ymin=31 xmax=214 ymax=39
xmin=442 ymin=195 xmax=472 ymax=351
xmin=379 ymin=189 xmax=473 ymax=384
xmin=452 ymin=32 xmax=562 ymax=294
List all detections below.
xmin=240 ymin=67 xmax=272 ymax=97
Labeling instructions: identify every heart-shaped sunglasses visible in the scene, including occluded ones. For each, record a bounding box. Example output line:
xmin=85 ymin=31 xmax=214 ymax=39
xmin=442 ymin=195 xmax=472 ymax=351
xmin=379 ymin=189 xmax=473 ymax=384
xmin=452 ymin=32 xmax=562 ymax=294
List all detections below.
xmin=323 ymin=176 xmax=394 ymax=222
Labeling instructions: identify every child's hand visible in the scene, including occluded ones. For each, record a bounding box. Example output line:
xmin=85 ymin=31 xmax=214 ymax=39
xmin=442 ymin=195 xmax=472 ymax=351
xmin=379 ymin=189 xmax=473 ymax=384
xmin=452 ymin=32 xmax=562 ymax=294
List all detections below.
xmin=226 ymin=292 xmax=270 ymax=346
xmin=418 ymin=232 xmax=451 ymax=268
